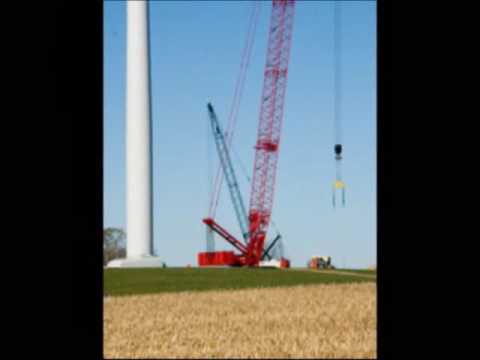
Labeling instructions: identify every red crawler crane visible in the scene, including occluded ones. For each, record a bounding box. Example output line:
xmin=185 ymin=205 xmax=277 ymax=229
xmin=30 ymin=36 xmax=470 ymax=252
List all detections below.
xmin=199 ymin=0 xmax=295 ymax=267
xmin=245 ymin=0 xmax=295 ymax=266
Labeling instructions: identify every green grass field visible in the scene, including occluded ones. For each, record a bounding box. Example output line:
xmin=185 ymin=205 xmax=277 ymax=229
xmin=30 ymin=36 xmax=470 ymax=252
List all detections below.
xmin=335 ymin=269 xmax=377 ymax=275
xmin=104 ymin=267 xmax=375 ymax=296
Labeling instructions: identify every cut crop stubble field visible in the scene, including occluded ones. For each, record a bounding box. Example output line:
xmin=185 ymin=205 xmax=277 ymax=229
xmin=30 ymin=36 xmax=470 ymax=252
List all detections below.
xmin=104 ymin=269 xmax=376 ymax=359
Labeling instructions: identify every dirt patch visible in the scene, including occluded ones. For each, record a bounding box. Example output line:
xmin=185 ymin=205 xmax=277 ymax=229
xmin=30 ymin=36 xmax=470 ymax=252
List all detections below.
xmin=104 ymin=282 xmax=376 ymax=358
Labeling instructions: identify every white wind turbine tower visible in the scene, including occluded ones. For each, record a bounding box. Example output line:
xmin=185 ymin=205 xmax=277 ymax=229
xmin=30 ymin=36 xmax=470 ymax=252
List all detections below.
xmin=107 ymin=0 xmax=163 ymax=268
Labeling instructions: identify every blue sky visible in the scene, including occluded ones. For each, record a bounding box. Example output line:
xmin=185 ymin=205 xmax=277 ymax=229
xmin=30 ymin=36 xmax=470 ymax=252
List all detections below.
xmin=104 ymin=0 xmax=376 ymax=268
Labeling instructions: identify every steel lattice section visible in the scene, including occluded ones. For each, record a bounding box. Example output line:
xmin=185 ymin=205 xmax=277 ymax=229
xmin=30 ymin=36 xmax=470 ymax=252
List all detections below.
xmin=247 ymin=0 xmax=295 ymax=265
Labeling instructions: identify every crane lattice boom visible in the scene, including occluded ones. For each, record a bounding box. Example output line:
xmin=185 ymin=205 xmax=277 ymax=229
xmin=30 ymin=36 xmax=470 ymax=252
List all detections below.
xmin=205 ymin=103 xmax=249 ymax=242
xmin=246 ymin=0 xmax=295 ymax=265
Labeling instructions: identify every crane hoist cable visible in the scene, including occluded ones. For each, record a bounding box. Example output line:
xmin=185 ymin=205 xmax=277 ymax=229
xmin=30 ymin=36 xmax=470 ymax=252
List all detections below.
xmin=209 ymin=1 xmax=260 ymax=219
xmin=205 ymin=1 xmax=259 ymax=252
xmin=333 ymin=0 xmax=346 ymax=208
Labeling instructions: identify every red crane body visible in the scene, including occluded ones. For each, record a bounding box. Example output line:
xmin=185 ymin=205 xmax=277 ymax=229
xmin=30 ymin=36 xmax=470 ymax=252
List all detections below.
xmin=200 ymin=0 xmax=295 ymax=267
xmin=246 ymin=0 xmax=295 ymax=265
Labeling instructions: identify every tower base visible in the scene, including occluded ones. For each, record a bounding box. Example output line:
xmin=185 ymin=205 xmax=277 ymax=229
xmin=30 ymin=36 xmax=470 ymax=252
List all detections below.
xmin=106 ymin=256 xmax=164 ymax=268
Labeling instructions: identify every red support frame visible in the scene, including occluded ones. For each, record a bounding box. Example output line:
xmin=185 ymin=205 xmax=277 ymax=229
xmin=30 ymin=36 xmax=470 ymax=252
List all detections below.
xmin=203 ymin=217 xmax=248 ymax=255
